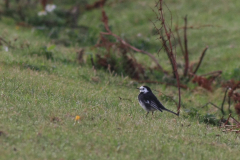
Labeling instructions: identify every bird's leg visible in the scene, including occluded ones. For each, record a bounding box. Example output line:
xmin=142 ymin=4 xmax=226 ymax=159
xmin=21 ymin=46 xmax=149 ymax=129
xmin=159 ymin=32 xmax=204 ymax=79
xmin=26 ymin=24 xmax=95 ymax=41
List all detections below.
xmin=146 ymin=112 xmax=149 ymax=117
xmin=151 ymin=111 xmax=155 ymax=119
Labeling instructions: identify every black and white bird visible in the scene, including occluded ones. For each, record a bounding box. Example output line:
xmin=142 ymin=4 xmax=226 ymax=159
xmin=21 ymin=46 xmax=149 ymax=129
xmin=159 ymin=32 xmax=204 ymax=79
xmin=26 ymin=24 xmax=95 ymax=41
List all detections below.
xmin=137 ymin=86 xmax=179 ymax=116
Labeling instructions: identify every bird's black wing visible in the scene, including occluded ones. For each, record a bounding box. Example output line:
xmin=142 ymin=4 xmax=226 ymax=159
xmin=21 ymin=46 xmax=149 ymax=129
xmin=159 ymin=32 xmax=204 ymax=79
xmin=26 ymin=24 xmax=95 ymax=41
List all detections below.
xmin=146 ymin=92 xmax=166 ymax=110
xmin=147 ymin=92 xmax=179 ymax=116
xmin=142 ymin=93 xmax=164 ymax=112
xmin=138 ymin=93 xmax=160 ymax=111
xmin=150 ymin=100 xmax=163 ymax=112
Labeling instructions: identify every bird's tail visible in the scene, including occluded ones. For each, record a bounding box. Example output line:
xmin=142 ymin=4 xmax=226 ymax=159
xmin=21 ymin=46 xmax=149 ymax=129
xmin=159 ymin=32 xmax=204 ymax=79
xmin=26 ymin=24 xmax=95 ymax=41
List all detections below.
xmin=163 ymin=108 xmax=179 ymax=116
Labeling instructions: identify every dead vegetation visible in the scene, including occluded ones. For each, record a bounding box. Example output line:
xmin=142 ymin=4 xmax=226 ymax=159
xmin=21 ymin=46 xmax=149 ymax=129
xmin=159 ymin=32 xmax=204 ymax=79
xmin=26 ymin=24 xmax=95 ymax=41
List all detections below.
xmin=91 ymin=0 xmax=240 ymax=116
xmin=220 ymin=114 xmax=240 ymax=133
xmin=86 ymin=0 xmax=107 ymax=10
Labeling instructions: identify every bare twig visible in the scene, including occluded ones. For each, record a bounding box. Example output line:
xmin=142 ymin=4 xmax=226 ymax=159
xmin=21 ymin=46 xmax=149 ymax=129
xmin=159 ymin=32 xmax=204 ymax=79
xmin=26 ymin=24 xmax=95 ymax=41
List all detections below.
xmin=230 ymin=115 xmax=240 ymax=125
xmin=0 ymin=37 xmax=15 ymax=49
xmin=201 ymin=102 xmax=221 ymax=110
xmin=228 ymin=95 xmax=232 ymax=113
xmin=183 ymin=15 xmax=189 ymax=77
xmin=223 ymin=114 xmax=231 ymax=126
xmin=152 ymin=6 xmax=174 ymax=77
xmin=158 ymin=0 xmax=181 ymax=115
xmin=163 ymin=2 xmax=172 ymax=29
xmin=175 ymin=25 xmax=185 ymax=57
xmin=161 ymin=34 xmax=175 ymax=76
xmin=86 ymin=0 xmax=107 ymax=10
xmin=221 ymin=88 xmax=229 ymax=115
xmin=201 ymin=88 xmax=229 ymax=115
xmin=199 ymin=70 xmax=222 ymax=77
xmin=193 ymin=46 xmax=208 ymax=75
xmin=220 ymin=115 xmax=240 ymax=133
xmin=188 ymin=70 xmax=222 ymax=87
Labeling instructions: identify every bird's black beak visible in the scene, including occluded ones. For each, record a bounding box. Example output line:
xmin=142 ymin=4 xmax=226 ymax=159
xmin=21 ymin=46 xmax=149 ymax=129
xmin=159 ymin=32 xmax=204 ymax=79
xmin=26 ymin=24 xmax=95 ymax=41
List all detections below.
xmin=137 ymin=88 xmax=139 ymax=90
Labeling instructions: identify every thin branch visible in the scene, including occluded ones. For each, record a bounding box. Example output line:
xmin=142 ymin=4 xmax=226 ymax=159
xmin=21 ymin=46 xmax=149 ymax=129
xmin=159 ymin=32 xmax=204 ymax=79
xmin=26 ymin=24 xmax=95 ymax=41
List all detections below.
xmin=175 ymin=25 xmax=185 ymax=57
xmin=163 ymin=2 xmax=172 ymax=30
xmin=157 ymin=45 xmax=163 ymax=57
xmin=161 ymin=34 xmax=175 ymax=76
xmin=158 ymin=0 xmax=181 ymax=115
xmin=193 ymin=46 xmax=208 ymax=74
xmin=183 ymin=15 xmax=189 ymax=77
xmin=221 ymin=87 xmax=229 ymax=115
xmin=0 ymin=37 xmax=15 ymax=49
xmin=199 ymin=70 xmax=222 ymax=77
xmin=223 ymin=114 xmax=231 ymax=126
xmin=208 ymin=71 xmax=222 ymax=84
xmin=230 ymin=115 xmax=240 ymax=125
xmin=152 ymin=7 xmax=175 ymax=78
xmin=187 ymin=70 xmax=222 ymax=84
xmin=201 ymin=102 xmax=221 ymax=110
xmin=228 ymin=94 xmax=232 ymax=113
xmin=150 ymin=20 xmax=172 ymax=74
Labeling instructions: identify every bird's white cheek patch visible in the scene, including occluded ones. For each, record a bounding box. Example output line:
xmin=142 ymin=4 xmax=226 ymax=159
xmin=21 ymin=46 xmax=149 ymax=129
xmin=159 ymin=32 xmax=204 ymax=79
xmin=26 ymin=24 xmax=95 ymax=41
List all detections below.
xmin=140 ymin=89 xmax=148 ymax=93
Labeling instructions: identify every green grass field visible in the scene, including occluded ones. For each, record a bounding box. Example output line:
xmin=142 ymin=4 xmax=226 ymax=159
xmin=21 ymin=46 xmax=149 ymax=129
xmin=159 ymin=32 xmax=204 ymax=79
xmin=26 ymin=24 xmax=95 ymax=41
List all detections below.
xmin=1 ymin=0 xmax=240 ymax=159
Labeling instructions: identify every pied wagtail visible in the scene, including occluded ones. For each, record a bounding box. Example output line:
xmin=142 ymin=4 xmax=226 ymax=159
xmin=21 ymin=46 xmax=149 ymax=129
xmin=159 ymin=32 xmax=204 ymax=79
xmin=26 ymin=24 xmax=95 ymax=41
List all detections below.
xmin=137 ymin=86 xmax=179 ymax=116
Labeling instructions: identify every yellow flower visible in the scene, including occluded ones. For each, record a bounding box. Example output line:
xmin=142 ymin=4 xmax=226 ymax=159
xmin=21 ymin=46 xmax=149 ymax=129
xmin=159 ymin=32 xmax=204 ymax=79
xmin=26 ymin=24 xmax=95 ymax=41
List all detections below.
xmin=74 ymin=115 xmax=81 ymax=125
xmin=75 ymin=115 xmax=80 ymax=121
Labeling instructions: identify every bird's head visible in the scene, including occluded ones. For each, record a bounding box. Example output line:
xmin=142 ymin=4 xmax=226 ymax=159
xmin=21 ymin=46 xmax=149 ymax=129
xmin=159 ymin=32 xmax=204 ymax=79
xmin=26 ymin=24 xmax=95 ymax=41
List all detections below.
xmin=137 ymin=86 xmax=152 ymax=93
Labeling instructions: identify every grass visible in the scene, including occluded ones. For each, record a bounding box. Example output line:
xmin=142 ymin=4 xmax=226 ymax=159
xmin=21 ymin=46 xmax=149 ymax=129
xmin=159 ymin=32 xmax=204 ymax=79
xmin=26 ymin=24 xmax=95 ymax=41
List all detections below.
xmin=1 ymin=65 xmax=239 ymax=159
xmin=1 ymin=0 xmax=240 ymax=159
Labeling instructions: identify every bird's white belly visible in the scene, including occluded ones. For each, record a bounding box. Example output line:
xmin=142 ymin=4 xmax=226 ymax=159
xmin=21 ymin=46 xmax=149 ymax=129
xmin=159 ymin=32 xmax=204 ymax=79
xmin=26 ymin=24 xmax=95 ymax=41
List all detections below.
xmin=139 ymin=100 xmax=155 ymax=111
xmin=139 ymin=101 xmax=147 ymax=111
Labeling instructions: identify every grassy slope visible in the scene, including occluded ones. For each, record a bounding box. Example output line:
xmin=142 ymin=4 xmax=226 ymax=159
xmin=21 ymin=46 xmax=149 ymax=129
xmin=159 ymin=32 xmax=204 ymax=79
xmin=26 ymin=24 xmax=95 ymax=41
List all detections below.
xmin=1 ymin=0 xmax=240 ymax=159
